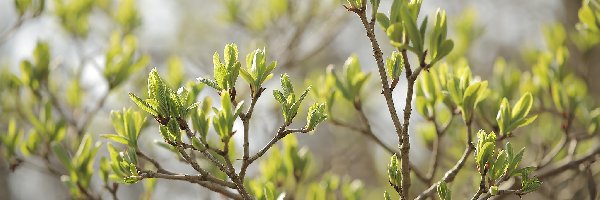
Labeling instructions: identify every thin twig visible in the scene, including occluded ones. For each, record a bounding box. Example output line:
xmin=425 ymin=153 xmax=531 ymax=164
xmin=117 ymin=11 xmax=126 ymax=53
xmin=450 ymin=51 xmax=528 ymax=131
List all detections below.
xmin=239 ymin=87 xmax=264 ymax=179
xmin=77 ymin=90 xmax=110 ymax=136
xmin=330 ymin=104 xmax=429 ymax=183
xmin=415 ymin=124 xmax=475 ymax=200
xmin=139 ymin=170 xmax=243 ymax=200
xmin=136 ymin=151 xmax=175 ymax=175
xmin=536 ymin=145 xmax=600 ymax=179
xmin=0 ymin=15 xmax=26 ymax=45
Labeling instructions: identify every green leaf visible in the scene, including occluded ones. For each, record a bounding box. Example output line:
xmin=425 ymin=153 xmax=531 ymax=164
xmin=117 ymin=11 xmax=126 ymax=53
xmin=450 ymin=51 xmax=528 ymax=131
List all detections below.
xmin=476 ymin=142 xmax=494 ymax=174
xmin=384 ymin=191 xmax=391 ymax=200
xmin=15 ymin=0 xmax=33 ymax=16
xmin=497 ymin=98 xmax=511 ymax=135
xmin=281 ymin=73 xmax=294 ymax=96
xmin=420 ymin=16 xmax=428 ymax=41
xmin=521 ymin=178 xmax=542 ymax=194
xmin=306 ymin=103 xmax=328 ymax=132
xmin=461 ymin=82 xmax=481 ymax=122
xmin=370 ymin=0 xmax=380 ymax=18
xmin=489 ymin=150 xmax=508 ymax=181
xmin=376 ymin=13 xmax=390 ymax=30
xmin=102 ymin=135 xmax=129 ymax=145
xmin=239 ymin=68 xmax=255 ymax=87
xmin=387 ymin=23 xmax=404 ymax=47
xmin=386 ymin=51 xmax=404 ymax=80
xmin=192 ymin=137 xmax=205 ymax=151
xmin=197 ymin=77 xmax=222 ymax=91
xmin=129 ymin=93 xmax=158 ymax=116
xmin=579 ymin=5 xmax=598 ymax=32
xmin=434 ymin=40 xmax=454 ymax=63
xmin=400 ymin=4 xmax=423 ymax=53
xmin=273 ymin=90 xmax=285 ymax=104
xmin=52 ymin=143 xmax=72 ymax=170
xmin=21 ymin=130 xmax=39 ymax=156
xmin=437 ymin=181 xmax=451 ymax=200
xmin=511 ymin=93 xmax=533 ymax=122
xmin=388 ymin=154 xmax=401 ymax=187
xmin=507 ymin=146 xmax=525 ymax=176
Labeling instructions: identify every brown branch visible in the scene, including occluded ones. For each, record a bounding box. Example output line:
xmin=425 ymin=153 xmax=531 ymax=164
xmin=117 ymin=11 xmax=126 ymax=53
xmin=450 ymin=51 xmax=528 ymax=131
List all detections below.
xmin=415 ymin=124 xmax=475 ymax=200
xmin=536 ymin=145 xmax=600 ymax=179
xmin=239 ymin=87 xmax=264 ymax=179
xmin=478 ymin=189 xmax=524 ymax=200
xmin=176 ymin=146 xmax=237 ymax=189
xmin=77 ymin=182 xmax=100 ymax=200
xmin=0 ymin=15 xmax=26 ymax=45
xmin=239 ymin=125 xmax=308 ymax=178
xmin=136 ymin=151 xmax=176 ymax=175
xmin=426 ymin=116 xmax=455 ymax=183
xmin=470 ymin=171 xmax=488 ymax=200
xmin=104 ymin=183 xmax=119 ymax=200
xmin=139 ymin=170 xmax=243 ymax=200
xmin=349 ymin=5 xmax=412 ymax=199
xmin=330 ymin=101 xmax=430 ymax=183
xmin=219 ymin=136 xmax=251 ymax=199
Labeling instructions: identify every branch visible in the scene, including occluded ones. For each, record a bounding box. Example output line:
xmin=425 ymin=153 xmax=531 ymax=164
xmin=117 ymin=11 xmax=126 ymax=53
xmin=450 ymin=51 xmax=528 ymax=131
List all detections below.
xmin=77 ymin=90 xmax=110 ymax=136
xmin=239 ymin=125 xmax=308 ymax=178
xmin=539 ymin=134 xmax=568 ymax=167
xmin=349 ymin=5 xmax=410 ymax=199
xmin=478 ymin=189 xmax=523 ymax=200
xmin=0 ymin=15 xmax=26 ymax=45
xmin=470 ymin=171 xmax=487 ymax=200
xmin=426 ymin=116 xmax=456 ymax=182
xmin=536 ymin=145 xmax=600 ymax=179
xmin=329 ymin=106 xmax=429 ymax=183
xmin=239 ymin=87 xmax=264 ymax=179
xmin=415 ymin=124 xmax=475 ymax=200
xmin=139 ymin=170 xmax=243 ymax=200
xmin=136 ymin=151 xmax=176 ymax=175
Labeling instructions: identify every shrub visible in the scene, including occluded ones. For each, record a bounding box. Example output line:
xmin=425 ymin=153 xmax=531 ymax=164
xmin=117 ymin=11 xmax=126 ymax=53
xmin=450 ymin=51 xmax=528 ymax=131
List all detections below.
xmin=1 ymin=0 xmax=600 ymax=199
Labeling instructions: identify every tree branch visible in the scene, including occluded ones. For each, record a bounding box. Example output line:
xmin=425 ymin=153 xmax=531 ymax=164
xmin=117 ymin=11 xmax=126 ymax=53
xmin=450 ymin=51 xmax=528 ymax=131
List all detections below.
xmin=139 ymin=170 xmax=243 ymax=200
xmin=415 ymin=124 xmax=475 ymax=200
xmin=536 ymin=145 xmax=600 ymax=179
xmin=77 ymin=90 xmax=110 ymax=136
xmin=239 ymin=87 xmax=264 ymax=179
xmin=349 ymin=5 xmax=411 ymax=199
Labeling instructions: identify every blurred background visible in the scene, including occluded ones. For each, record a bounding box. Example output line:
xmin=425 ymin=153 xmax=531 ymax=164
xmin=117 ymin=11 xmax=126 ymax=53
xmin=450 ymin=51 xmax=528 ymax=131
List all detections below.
xmin=0 ymin=0 xmax=598 ymax=199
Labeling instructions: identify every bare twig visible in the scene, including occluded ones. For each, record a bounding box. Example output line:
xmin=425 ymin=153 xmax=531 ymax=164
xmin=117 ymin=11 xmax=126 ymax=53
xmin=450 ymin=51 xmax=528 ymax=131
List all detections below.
xmin=329 ymin=103 xmax=430 ymax=183
xmin=0 ymin=15 xmax=26 ymax=45
xmin=539 ymin=135 xmax=568 ymax=167
xmin=77 ymin=90 xmax=110 ymax=136
xmin=136 ymin=151 xmax=176 ymax=175
xmin=536 ymin=145 xmax=600 ymax=179
xmin=239 ymin=87 xmax=264 ymax=179
xmin=415 ymin=124 xmax=475 ymax=200
xmin=139 ymin=170 xmax=243 ymax=200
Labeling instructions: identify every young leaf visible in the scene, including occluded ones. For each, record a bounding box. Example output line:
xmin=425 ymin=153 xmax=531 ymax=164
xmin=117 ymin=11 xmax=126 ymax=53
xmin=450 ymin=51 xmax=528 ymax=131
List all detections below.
xmin=306 ymin=103 xmax=328 ymax=132
xmin=376 ymin=13 xmax=390 ymax=30
xmin=496 ymin=98 xmax=511 ymax=135
xmin=386 ymin=51 xmax=404 ymax=80
xmin=384 ymin=191 xmax=392 ymax=200
xmin=437 ymin=181 xmax=451 ymax=200
xmin=129 ymin=93 xmax=158 ymax=116
xmin=388 ymin=154 xmax=401 ymax=187
xmin=511 ymin=92 xmax=533 ymax=122
xmin=52 ymin=143 xmax=72 ymax=170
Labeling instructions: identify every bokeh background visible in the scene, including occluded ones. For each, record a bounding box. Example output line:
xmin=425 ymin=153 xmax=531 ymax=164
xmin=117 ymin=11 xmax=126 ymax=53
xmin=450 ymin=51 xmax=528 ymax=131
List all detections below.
xmin=0 ymin=0 xmax=598 ymax=199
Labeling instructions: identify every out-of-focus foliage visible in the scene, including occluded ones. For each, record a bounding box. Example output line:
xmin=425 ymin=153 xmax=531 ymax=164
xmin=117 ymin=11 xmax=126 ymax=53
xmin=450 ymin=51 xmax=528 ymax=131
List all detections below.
xmin=1 ymin=0 xmax=600 ymax=199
